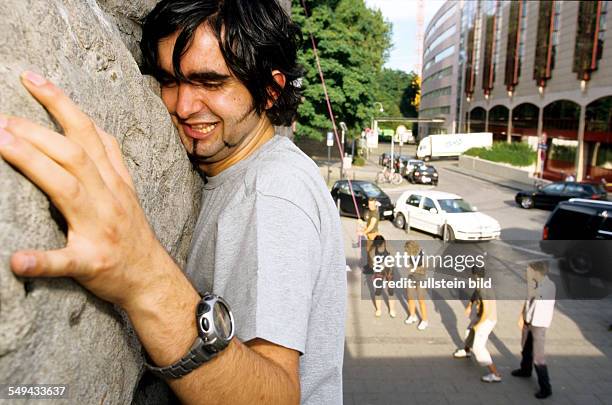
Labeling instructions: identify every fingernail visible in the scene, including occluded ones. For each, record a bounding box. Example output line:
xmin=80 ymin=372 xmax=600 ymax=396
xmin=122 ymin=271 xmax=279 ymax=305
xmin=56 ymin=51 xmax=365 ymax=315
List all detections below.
xmin=23 ymin=71 xmax=47 ymax=86
xmin=0 ymin=128 xmax=13 ymax=146
xmin=20 ymin=255 xmax=37 ymax=273
xmin=0 ymin=116 xmax=7 ymax=129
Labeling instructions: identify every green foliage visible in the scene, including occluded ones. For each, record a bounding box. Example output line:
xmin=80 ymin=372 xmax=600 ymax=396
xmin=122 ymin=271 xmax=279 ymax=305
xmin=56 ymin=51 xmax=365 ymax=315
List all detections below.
xmin=465 ymin=142 xmax=537 ymax=167
xmin=353 ymin=156 xmax=366 ymax=166
xmin=550 ymin=144 xmax=576 ymax=162
xmin=292 ymin=0 xmax=392 ymax=140
xmin=373 ymin=68 xmax=420 ymax=130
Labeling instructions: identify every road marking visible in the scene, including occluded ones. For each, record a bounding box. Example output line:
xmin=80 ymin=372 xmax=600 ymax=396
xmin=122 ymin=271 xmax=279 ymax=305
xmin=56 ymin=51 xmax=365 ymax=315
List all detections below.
xmin=491 ymin=240 xmax=552 ymax=257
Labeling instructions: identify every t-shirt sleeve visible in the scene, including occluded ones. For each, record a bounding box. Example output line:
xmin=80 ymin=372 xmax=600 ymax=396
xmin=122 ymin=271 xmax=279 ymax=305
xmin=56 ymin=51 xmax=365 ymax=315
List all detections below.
xmin=216 ymin=191 xmax=319 ymax=355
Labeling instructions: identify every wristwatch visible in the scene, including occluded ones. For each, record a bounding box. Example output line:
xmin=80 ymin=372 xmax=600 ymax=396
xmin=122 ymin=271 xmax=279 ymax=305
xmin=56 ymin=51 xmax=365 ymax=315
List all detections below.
xmin=145 ymin=293 xmax=236 ymax=379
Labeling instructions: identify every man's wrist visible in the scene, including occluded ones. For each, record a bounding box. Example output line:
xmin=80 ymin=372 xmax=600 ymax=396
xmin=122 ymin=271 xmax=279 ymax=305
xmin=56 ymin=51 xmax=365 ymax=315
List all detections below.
xmin=120 ymin=247 xmax=201 ymax=367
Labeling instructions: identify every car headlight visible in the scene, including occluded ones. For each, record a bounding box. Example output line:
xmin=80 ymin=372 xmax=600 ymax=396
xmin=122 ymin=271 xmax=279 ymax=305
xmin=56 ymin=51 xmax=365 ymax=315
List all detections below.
xmin=433 ymin=173 xmax=438 ymax=177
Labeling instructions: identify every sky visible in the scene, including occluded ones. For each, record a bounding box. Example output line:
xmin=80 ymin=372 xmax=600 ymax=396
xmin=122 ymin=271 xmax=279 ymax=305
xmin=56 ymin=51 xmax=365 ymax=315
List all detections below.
xmin=365 ymin=0 xmax=447 ymax=74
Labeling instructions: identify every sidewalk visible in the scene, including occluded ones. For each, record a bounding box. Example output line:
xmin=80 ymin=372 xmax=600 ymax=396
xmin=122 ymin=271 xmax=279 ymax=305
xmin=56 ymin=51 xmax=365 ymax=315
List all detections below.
xmin=443 ymin=165 xmax=535 ymax=192
xmin=341 ymin=214 xmax=612 ymax=404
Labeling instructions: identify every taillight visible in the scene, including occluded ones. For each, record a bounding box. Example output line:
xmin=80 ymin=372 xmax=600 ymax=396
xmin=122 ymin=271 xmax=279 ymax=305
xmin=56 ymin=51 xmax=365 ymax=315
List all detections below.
xmin=542 ymin=226 xmax=549 ymax=240
xmin=591 ymin=194 xmax=601 ymax=199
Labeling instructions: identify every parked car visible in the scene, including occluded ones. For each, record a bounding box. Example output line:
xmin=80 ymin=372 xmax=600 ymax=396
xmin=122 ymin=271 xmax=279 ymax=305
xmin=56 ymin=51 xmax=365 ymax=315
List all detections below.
xmin=393 ymin=190 xmax=501 ymax=241
xmin=400 ymin=158 xmax=424 ymax=177
xmin=331 ymin=180 xmax=395 ymax=220
xmin=407 ymin=164 xmax=439 ymax=185
xmin=540 ymin=199 xmax=612 ymax=279
xmin=515 ymin=181 xmax=608 ymax=210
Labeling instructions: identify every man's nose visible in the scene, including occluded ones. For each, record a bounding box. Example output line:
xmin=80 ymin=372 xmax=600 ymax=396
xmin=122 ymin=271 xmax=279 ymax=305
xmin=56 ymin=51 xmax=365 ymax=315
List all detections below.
xmin=175 ymin=84 xmax=205 ymax=120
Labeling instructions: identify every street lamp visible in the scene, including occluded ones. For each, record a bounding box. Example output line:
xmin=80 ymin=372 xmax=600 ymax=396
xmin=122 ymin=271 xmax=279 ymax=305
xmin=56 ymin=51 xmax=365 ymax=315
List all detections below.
xmin=368 ymin=102 xmax=384 ymax=160
xmin=339 ymin=121 xmax=348 ymax=179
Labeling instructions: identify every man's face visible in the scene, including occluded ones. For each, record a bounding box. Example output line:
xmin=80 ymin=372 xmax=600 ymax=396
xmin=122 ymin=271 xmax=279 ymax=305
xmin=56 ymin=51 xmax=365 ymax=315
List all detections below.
xmin=157 ymin=24 xmax=263 ymax=164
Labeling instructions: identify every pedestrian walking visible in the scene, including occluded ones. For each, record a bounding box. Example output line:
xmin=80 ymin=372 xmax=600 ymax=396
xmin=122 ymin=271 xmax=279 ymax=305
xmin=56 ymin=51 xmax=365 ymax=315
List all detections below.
xmin=404 ymin=240 xmax=429 ymax=331
xmin=454 ymin=267 xmax=501 ymax=382
xmin=512 ymin=261 xmax=556 ymax=399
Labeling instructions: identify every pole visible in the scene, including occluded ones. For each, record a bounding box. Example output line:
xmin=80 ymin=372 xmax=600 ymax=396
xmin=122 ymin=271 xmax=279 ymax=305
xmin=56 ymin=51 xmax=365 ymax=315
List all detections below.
xmin=390 ymin=132 xmax=395 ymax=173
xmin=576 ymin=105 xmax=586 ymax=181
xmin=327 ymin=145 xmax=331 ymax=184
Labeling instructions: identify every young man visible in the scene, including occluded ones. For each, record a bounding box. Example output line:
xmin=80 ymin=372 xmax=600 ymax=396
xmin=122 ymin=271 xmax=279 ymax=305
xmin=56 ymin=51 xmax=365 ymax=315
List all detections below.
xmin=512 ymin=261 xmax=556 ymax=399
xmin=0 ymin=1 xmax=346 ymax=404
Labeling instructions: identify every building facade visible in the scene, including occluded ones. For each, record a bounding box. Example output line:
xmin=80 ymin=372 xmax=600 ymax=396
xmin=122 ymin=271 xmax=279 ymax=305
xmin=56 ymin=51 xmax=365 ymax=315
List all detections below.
xmin=458 ymin=0 xmax=611 ymax=183
xmin=419 ymin=1 xmax=463 ymax=136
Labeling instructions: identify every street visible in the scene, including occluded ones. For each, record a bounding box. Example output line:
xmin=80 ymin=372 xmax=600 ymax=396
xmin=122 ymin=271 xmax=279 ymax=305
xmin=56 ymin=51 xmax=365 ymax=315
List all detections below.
xmin=318 ymin=143 xmax=612 ymax=405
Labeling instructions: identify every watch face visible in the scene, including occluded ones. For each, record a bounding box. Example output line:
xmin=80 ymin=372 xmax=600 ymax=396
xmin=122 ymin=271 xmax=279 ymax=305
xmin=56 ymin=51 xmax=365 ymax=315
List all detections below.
xmin=213 ymin=301 xmax=233 ymax=340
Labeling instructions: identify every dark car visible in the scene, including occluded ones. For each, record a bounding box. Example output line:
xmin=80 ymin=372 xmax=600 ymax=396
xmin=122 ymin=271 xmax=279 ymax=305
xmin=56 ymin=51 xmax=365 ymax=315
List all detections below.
xmin=407 ymin=164 xmax=438 ymax=185
xmin=330 ymin=180 xmax=395 ymax=220
xmin=379 ymin=152 xmax=390 ymax=167
xmin=515 ymin=181 xmax=608 ymax=210
xmin=540 ymin=199 xmax=612 ymax=284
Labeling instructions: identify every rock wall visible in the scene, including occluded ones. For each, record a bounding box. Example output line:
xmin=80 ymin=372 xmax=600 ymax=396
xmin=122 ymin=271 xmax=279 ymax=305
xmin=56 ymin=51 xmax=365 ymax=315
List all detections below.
xmin=0 ymin=1 xmax=202 ymax=403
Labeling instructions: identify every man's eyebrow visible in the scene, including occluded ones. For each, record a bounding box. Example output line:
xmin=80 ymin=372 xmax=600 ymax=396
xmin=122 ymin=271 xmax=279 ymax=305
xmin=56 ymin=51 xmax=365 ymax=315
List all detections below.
xmin=186 ymin=71 xmax=231 ymax=83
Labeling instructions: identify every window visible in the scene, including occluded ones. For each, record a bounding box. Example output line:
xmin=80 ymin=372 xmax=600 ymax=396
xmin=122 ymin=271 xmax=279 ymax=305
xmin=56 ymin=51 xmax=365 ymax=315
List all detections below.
xmin=407 ymin=194 xmax=422 ymax=207
xmin=424 ymin=46 xmax=455 ymax=71
xmin=426 ymin=4 xmax=457 ymax=38
xmin=505 ymin=1 xmax=527 ymax=90
xmin=464 ymin=1 xmax=482 ymax=97
xmin=564 ymin=183 xmax=585 ymax=194
xmin=543 ymin=183 xmax=565 ymax=193
xmin=482 ymin=0 xmax=502 ymax=94
xmin=420 ymin=106 xmax=451 ymax=117
xmin=422 ymin=198 xmax=437 ymax=211
xmin=339 ymin=182 xmax=350 ymax=195
xmin=360 ymin=183 xmax=384 ymax=197
xmin=573 ymin=1 xmax=607 ymax=80
xmin=534 ymin=1 xmax=561 ymax=86
xmin=425 ymin=25 xmax=457 ymax=56
xmin=421 ymin=86 xmax=452 ymax=102
xmin=438 ymin=199 xmax=474 ymax=213
xmin=422 ymin=66 xmax=453 ymax=86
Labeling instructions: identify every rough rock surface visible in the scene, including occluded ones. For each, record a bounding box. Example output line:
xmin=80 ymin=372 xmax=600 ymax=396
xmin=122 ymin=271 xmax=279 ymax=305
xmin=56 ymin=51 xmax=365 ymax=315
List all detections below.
xmin=0 ymin=1 xmax=201 ymax=404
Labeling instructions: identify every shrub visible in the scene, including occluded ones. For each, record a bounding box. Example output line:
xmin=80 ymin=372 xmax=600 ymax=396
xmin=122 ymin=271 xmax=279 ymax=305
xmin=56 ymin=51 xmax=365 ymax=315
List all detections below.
xmin=353 ymin=156 xmax=366 ymax=166
xmin=464 ymin=141 xmax=536 ymax=167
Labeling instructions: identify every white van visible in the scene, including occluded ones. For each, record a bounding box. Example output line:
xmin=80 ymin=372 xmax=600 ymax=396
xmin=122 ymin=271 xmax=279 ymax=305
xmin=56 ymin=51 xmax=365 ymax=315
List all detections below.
xmin=417 ymin=132 xmax=493 ymax=160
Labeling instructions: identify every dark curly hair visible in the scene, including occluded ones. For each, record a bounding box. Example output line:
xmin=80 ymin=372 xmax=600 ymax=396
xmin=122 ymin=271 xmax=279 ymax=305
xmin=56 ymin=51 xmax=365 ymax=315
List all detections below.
xmin=140 ymin=0 xmax=304 ymax=126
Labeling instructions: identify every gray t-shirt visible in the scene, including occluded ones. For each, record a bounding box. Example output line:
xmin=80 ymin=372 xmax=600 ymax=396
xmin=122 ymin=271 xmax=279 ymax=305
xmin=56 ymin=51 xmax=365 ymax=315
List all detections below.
xmin=185 ymin=135 xmax=346 ymax=404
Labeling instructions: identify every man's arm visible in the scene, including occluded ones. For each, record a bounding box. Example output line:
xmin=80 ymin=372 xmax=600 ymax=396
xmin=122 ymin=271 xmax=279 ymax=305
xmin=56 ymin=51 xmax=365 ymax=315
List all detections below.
xmin=0 ymin=73 xmax=299 ymax=404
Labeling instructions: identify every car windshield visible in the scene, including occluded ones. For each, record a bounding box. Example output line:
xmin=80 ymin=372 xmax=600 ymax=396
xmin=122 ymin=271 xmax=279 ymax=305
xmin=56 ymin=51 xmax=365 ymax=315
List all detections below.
xmin=360 ymin=183 xmax=384 ymax=197
xmin=437 ymin=198 xmax=474 ymax=213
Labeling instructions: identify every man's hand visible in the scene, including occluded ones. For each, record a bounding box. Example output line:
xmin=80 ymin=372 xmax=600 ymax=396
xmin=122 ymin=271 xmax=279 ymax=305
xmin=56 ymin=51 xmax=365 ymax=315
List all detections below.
xmin=0 ymin=71 xmax=176 ymax=309
xmin=518 ymin=314 xmax=525 ymax=330
xmin=464 ymin=303 xmax=472 ymax=318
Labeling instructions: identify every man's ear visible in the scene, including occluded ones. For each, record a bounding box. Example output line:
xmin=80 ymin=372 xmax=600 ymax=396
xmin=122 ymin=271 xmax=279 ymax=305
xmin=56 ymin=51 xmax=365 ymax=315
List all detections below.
xmin=265 ymin=70 xmax=286 ymax=110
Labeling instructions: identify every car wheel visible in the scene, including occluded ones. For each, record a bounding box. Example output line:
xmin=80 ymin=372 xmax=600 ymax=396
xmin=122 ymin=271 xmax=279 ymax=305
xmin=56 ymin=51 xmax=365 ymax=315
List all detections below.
xmin=393 ymin=213 xmax=406 ymax=229
xmin=520 ymin=196 xmax=533 ymax=209
xmin=566 ymin=253 xmax=593 ymax=276
xmin=442 ymin=225 xmax=455 ymax=242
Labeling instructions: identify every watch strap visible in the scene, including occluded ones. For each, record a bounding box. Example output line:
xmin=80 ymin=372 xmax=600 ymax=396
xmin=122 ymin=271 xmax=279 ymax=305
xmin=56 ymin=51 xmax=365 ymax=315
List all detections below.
xmin=145 ymin=337 xmax=215 ymax=379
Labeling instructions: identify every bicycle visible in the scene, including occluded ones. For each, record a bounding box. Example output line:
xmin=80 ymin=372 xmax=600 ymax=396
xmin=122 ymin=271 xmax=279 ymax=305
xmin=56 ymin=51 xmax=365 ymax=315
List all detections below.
xmin=376 ymin=166 xmax=403 ymax=185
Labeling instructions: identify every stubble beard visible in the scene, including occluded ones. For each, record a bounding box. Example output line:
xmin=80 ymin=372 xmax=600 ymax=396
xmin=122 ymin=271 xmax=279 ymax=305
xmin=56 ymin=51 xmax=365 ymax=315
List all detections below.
xmin=185 ymin=107 xmax=257 ymax=166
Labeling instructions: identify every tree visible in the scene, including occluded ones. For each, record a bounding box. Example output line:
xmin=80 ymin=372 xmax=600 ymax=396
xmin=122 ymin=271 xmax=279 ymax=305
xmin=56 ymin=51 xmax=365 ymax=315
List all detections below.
xmin=373 ymin=69 xmax=420 ymax=130
xmin=292 ymin=0 xmax=392 ymax=140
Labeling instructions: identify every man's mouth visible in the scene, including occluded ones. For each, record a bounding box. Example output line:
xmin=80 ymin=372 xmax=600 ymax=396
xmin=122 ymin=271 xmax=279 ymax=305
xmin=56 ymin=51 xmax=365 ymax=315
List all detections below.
xmin=182 ymin=122 xmax=219 ymax=140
